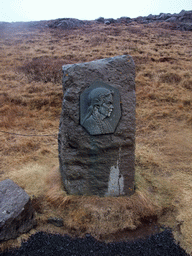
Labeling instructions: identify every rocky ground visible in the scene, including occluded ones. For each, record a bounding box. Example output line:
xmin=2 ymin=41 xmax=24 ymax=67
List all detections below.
xmin=45 ymin=9 xmax=192 ymax=31
xmin=0 ymin=9 xmax=191 ymax=31
xmin=95 ymin=9 xmax=192 ymax=31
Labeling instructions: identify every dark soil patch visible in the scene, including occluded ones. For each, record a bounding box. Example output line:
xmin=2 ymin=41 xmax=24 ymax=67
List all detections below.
xmin=0 ymin=229 xmax=189 ymax=256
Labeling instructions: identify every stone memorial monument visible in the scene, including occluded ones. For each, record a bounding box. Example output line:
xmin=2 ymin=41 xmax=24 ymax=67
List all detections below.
xmin=58 ymin=55 xmax=135 ymax=196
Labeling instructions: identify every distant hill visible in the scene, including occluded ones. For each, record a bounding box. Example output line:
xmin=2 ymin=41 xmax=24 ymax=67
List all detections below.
xmin=0 ymin=9 xmax=192 ymax=31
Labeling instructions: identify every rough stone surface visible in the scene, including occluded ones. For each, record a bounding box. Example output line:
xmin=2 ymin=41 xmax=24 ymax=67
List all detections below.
xmin=0 ymin=179 xmax=35 ymax=241
xmin=58 ymin=55 xmax=135 ymax=197
xmin=47 ymin=18 xmax=86 ymax=29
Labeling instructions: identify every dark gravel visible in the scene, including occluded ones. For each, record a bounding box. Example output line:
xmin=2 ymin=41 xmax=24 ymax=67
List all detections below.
xmin=0 ymin=229 xmax=189 ymax=256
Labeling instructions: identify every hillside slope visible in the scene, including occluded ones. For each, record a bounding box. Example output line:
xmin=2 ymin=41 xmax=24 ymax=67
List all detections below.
xmin=0 ymin=15 xmax=192 ymax=254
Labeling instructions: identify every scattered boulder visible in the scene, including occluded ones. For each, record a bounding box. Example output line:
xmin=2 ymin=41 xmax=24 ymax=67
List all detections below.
xmin=117 ymin=17 xmax=132 ymax=24
xmin=95 ymin=17 xmax=105 ymax=23
xmin=2 ymin=10 xmax=192 ymax=32
xmin=179 ymin=23 xmax=192 ymax=31
xmin=0 ymin=179 xmax=36 ymax=241
xmin=146 ymin=14 xmax=157 ymax=20
xmin=166 ymin=17 xmax=177 ymax=22
xmin=178 ymin=9 xmax=192 ymax=21
xmin=144 ymin=10 xmax=192 ymax=31
xmin=105 ymin=20 xmax=111 ymax=25
xmin=157 ymin=13 xmax=172 ymax=20
xmin=47 ymin=18 xmax=86 ymax=29
xmin=104 ymin=18 xmax=116 ymax=25
xmin=104 ymin=20 xmax=111 ymax=25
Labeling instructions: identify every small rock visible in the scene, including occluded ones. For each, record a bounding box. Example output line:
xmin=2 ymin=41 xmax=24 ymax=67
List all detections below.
xmin=104 ymin=20 xmax=111 ymax=25
xmin=95 ymin=17 xmax=105 ymax=23
xmin=104 ymin=18 xmax=116 ymax=25
xmin=48 ymin=217 xmax=64 ymax=227
xmin=146 ymin=14 xmax=156 ymax=20
xmin=166 ymin=17 xmax=177 ymax=22
xmin=157 ymin=13 xmax=172 ymax=20
xmin=179 ymin=9 xmax=187 ymax=16
xmin=117 ymin=17 xmax=132 ymax=24
xmin=180 ymin=23 xmax=192 ymax=31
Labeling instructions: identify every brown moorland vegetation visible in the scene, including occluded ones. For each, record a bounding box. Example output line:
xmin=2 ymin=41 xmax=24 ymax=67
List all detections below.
xmin=0 ymin=20 xmax=192 ymax=253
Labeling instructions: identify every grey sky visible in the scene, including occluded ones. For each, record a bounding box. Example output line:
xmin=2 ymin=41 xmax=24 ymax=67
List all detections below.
xmin=0 ymin=0 xmax=191 ymax=22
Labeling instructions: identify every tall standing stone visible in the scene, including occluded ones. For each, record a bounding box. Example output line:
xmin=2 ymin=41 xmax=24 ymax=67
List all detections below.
xmin=58 ymin=55 xmax=135 ymax=196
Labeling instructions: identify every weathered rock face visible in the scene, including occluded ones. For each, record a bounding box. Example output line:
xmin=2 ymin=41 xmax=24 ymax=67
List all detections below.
xmin=95 ymin=10 xmax=192 ymax=31
xmin=1 ymin=10 xmax=192 ymax=32
xmin=47 ymin=18 xmax=87 ymax=29
xmin=0 ymin=179 xmax=35 ymax=241
xmin=58 ymin=55 xmax=135 ymax=196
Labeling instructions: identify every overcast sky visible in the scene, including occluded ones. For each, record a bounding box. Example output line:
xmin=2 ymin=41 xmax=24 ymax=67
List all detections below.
xmin=0 ymin=0 xmax=191 ymax=22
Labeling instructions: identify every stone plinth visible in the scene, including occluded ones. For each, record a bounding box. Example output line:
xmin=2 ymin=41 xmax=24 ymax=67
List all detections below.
xmin=58 ymin=55 xmax=135 ymax=196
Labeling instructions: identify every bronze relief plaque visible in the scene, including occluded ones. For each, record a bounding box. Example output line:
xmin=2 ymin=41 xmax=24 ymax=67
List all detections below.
xmin=80 ymin=81 xmax=121 ymax=135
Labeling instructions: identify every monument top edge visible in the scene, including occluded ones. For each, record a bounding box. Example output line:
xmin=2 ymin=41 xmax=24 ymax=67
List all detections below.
xmin=62 ymin=55 xmax=134 ymax=71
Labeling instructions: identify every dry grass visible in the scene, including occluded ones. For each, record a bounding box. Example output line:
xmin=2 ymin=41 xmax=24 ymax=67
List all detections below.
xmin=44 ymin=168 xmax=159 ymax=237
xmin=0 ymin=21 xmax=192 ymax=253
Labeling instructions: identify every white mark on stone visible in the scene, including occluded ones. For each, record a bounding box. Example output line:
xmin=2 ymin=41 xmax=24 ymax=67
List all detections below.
xmin=105 ymin=147 xmax=124 ymax=196
xmin=119 ymin=174 xmax=124 ymax=195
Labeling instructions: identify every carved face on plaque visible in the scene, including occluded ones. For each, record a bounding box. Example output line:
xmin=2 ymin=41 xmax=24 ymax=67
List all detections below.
xmin=80 ymin=81 xmax=121 ymax=135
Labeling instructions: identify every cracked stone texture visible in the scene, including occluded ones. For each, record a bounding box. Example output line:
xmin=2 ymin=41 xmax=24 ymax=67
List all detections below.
xmin=0 ymin=179 xmax=36 ymax=241
xmin=58 ymin=55 xmax=135 ymax=196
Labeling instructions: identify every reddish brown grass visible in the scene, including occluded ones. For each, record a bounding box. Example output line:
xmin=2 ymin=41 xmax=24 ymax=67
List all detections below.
xmin=0 ymin=21 xmax=191 ymax=253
